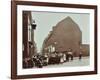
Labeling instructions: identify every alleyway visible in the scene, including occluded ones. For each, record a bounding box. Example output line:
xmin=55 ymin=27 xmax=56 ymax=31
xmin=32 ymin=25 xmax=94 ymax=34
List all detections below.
xmin=44 ymin=57 xmax=90 ymax=68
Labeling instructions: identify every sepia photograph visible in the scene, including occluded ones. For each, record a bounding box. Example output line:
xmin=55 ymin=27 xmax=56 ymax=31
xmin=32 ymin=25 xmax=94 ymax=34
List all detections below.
xmin=22 ymin=11 xmax=90 ymax=69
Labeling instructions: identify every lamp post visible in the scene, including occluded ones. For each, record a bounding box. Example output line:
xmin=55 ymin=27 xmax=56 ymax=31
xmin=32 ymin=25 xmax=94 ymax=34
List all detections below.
xmin=30 ymin=20 xmax=37 ymax=57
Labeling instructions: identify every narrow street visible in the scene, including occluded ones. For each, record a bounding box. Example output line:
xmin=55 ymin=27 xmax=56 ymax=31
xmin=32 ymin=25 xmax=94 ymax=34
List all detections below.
xmin=44 ymin=57 xmax=90 ymax=68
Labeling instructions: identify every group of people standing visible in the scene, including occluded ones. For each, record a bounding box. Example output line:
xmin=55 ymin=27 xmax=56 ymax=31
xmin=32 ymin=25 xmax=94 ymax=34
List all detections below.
xmin=23 ymin=48 xmax=83 ymax=69
xmin=50 ymin=48 xmax=83 ymax=64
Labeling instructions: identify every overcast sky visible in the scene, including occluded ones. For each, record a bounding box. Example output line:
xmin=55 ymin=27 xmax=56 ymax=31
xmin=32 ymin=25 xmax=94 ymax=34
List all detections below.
xmin=32 ymin=11 xmax=90 ymax=52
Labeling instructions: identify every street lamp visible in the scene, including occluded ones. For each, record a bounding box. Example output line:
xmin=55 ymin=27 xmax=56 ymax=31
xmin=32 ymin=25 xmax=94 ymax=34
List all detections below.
xmin=31 ymin=20 xmax=37 ymax=29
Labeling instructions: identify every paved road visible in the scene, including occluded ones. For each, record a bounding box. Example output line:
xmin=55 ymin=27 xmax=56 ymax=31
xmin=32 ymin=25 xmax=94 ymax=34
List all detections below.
xmin=44 ymin=57 xmax=90 ymax=68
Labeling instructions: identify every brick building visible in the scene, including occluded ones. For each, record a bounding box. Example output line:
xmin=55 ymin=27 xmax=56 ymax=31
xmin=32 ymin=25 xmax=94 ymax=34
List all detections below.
xmin=42 ymin=16 xmax=82 ymax=56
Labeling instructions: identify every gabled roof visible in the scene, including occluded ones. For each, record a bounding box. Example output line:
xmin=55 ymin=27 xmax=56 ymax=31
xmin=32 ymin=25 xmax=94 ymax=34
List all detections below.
xmin=42 ymin=16 xmax=82 ymax=51
xmin=55 ymin=16 xmax=81 ymax=33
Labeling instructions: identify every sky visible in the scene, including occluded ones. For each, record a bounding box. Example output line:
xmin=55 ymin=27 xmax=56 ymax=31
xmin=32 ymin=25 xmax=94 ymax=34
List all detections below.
xmin=32 ymin=11 xmax=90 ymax=52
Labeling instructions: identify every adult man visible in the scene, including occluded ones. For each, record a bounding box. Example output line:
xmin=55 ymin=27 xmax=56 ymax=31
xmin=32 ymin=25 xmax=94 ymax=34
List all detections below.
xmin=67 ymin=49 xmax=73 ymax=61
xmin=79 ymin=51 xmax=82 ymax=60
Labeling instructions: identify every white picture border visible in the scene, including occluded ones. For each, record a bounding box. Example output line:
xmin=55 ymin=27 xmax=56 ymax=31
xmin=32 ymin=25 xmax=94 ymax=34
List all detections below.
xmin=17 ymin=5 xmax=95 ymax=75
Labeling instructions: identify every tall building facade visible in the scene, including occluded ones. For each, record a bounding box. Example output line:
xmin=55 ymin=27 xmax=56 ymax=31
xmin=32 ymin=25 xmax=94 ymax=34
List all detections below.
xmin=22 ymin=11 xmax=37 ymax=68
xmin=42 ymin=16 xmax=82 ymax=56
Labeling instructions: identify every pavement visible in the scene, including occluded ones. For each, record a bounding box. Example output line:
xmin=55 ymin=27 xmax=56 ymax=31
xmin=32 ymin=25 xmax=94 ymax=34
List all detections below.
xmin=44 ymin=57 xmax=90 ymax=68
